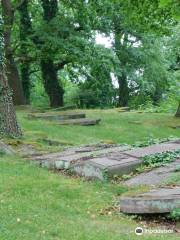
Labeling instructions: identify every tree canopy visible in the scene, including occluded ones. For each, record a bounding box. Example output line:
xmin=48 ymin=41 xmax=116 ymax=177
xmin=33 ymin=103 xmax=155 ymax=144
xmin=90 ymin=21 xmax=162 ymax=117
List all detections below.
xmin=0 ymin=0 xmax=179 ymax=115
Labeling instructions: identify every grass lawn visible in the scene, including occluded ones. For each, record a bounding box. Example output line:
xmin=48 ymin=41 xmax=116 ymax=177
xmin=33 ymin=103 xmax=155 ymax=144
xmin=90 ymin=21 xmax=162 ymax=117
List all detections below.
xmin=0 ymin=109 xmax=180 ymax=239
xmin=16 ymin=109 xmax=180 ymax=149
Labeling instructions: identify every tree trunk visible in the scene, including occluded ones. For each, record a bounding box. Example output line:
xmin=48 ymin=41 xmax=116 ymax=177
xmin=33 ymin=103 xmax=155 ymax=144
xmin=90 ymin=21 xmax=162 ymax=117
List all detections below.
xmin=0 ymin=67 xmax=22 ymax=137
xmin=5 ymin=55 xmax=25 ymax=105
xmin=40 ymin=0 xmax=64 ymax=107
xmin=1 ymin=0 xmax=25 ymax=105
xmin=41 ymin=59 xmax=64 ymax=107
xmin=175 ymin=102 xmax=180 ymax=118
xmin=114 ymin=25 xmax=129 ymax=107
xmin=18 ymin=0 xmax=32 ymax=104
xmin=118 ymin=71 xmax=129 ymax=107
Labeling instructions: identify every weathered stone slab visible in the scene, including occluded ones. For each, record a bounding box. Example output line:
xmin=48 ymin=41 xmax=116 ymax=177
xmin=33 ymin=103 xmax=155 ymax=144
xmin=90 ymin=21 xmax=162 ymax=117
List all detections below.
xmin=72 ymin=156 xmax=142 ymax=180
xmin=30 ymin=140 xmax=180 ymax=181
xmin=57 ymin=118 xmax=101 ymax=126
xmin=117 ymin=107 xmax=131 ymax=113
xmin=120 ymin=187 xmax=180 ymax=214
xmin=0 ymin=141 xmax=15 ymax=155
xmin=27 ymin=112 xmax=86 ymax=121
xmin=16 ymin=144 xmax=47 ymax=158
xmin=33 ymin=144 xmax=128 ymax=161
xmin=124 ymin=141 xmax=180 ymax=158
xmin=124 ymin=159 xmax=180 ymax=186
xmin=51 ymin=105 xmax=77 ymax=111
xmin=32 ymin=145 xmax=130 ymax=170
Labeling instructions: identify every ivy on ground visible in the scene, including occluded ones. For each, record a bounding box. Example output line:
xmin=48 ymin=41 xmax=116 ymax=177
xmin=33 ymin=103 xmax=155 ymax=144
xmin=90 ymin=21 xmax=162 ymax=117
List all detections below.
xmin=142 ymin=149 xmax=180 ymax=168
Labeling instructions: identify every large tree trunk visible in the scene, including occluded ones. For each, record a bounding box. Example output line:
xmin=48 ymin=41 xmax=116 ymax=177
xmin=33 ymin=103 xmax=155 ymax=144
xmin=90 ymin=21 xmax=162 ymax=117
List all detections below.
xmin=175 ymin=102 xmax=180 ymax=118
xmin=41 ymin=59 xmax=64 ymax=107
xmin=114 ymin=25 xmax=129 ymax=107
xmin=118 ymin=71 xmax=129 ymax=107
xmin=40 ymin=0 xmax=64 ymax=107
xmin=0 ymin=67 xmax=22 ymax=137
xmin=1 ymin=0 xmax=25 ymax=105
xmin=18 ymin=0 xmax=32 ymax=104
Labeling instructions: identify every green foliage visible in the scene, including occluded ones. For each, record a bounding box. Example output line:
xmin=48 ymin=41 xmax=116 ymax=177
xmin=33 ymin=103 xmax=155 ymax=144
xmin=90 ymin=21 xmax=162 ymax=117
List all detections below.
xmin=169 ymin=208 xmax=180 ymax=221
xmin=0 ymin=149 xmax=5 ymax=156
xmin=143 ymin=150 xmax=180 ymax=168
xmin=30 ymin=77 xmax=49 ymax=107
xmin=0 ymin=16 xmax=4 ymax=66
xmin=132 ymin=137 xmax=178 ymax=147
xmin=1 ymin=0 xmax=179 ymax=110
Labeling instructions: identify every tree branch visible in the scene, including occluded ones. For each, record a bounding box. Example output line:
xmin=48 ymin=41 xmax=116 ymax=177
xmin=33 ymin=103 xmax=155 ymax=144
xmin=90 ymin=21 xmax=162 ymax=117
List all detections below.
xmin=55 ymin=60 xmax=70 ymax=71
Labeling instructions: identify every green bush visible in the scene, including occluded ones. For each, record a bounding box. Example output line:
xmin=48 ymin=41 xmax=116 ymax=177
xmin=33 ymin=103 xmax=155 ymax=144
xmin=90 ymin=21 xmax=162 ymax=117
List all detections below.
xmin=30 ymin=78 xmax=49 ymax=107
xmin=169 ymin=208 xmax=180 ymax=221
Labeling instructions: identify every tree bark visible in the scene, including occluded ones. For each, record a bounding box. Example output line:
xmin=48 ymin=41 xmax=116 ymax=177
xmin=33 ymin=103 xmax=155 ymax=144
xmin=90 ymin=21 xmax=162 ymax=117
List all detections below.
xmin=114 ymin=25 xmax=129 ymax=107
xmin=118 ymin=71 xmax=129 ymax=107
xmin=1 ymin=0 xmax=25 ymax=105
xmin=0 ymin=66 xmax=22 ymax=137
xmin=175 ymin=102 xmax=180 ymax=118
xmin=41 ymin=59 xmax=64 ymax=107
xmin=18 ymin=0 xmax=32 ymax=104
xmin=40 ymin=0 xmax=64 ymax=107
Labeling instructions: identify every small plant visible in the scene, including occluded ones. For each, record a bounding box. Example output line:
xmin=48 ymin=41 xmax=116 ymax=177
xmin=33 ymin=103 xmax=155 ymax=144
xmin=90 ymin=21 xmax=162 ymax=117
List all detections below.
xmin=121 ymin=174 xmax=133 ymax=180
xmin=174 ymin=165 xmax=180 ymax=172
xmin=169 ymin=208 xmax=180 ymax=221
xmin=142 ymin=150 xmax=180 ymax=168
xmin=102 ymin=168 xmax=109 ymax=181
xmin=132 ymin=137 xmax=177 ymax=148
xmin=0 ymin=149 xmax=5 ymax=156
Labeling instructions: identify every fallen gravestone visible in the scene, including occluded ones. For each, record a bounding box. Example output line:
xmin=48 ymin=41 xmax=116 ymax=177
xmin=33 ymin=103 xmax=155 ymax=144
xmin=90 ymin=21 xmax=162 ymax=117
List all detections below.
xmin=170 ymin=125 xmax=180 ymax=129
xmin=51 ymin=105 xmax=77 ymax=111
xmin=71 ymin=140 xmax=180 ymax=180
xmin=30 ymin=140 xmax=180 ymax=180
xmin=32 ymin=145 xmax=131 ymax=171
xmin=57 ymin=118 xmax=101 ymax=126
xmin=27 ymin=112 xmax=86 ymax=121
xmin=124 ymin=159 xmax=180 ymax=186
xmin=72 ymin=156 xmax=141 ymax=180
xmin=123 ymin=140 xmax=180 ymax=158
xmin=117 ymin=107 xmax=130 ymax=112
xmin=120 ymin=187 xmax=180 ymax=214
xmin=0 ymin=141 xmax=15 ymax=155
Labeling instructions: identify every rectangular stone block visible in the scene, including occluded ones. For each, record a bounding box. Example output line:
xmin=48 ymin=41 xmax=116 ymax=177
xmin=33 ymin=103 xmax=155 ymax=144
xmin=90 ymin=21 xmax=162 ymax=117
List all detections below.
xmin=33 ymin=145 xmax=130 ymax=170
xmin=120 ymin=187 xmax=180 ymax=214
xmin=124 ymin=142 xmax=180 ymax=158
xmin=72 ymin=157 xmax=142 ymax=180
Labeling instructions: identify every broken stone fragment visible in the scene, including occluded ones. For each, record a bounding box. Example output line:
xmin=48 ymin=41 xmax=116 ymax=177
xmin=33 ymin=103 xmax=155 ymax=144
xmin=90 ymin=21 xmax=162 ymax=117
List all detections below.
xmin=0 ymin=141 xmax=15 ymax=155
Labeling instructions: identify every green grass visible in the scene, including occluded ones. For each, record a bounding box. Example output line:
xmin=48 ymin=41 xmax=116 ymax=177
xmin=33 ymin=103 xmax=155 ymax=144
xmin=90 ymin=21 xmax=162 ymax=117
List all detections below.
xmin=0 ymin=109 xmax=180 ymax=239
xmin=15 ymin=109 xmax=180 ymax=151
xmin=0 ymin=155 xmax=179 ymax=240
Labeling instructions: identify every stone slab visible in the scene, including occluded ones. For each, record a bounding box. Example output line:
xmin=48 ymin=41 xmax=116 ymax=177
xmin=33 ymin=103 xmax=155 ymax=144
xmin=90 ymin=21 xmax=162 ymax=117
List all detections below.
xmin=33 ymin=145 xmax=130 ymax=170
xmin=120 ymin=187 xmax=180 ymax=214
xmin=57 ymin=118 xmax=101 ymax=126
xmin=33 ymin=145 xmax=129 ymax=161
xmin=52 ymin=105 xmax=77 ymax=111
xmin=0 ymin=141 xmax=15 ymax=155
xmin=124 ymin=141 xmax=180 ymax=158
xmin=30 ymin=140 xmax=180 ymax=181
xmin=72 ymin=157 xmax=142 ymax=180
xmin=32 ymin=144 xmax=124 ymax=161
xmin=28 ymin=113 xmax=86 ymax=121
xmin=124 ymin=159 xmax=180 ymax=186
